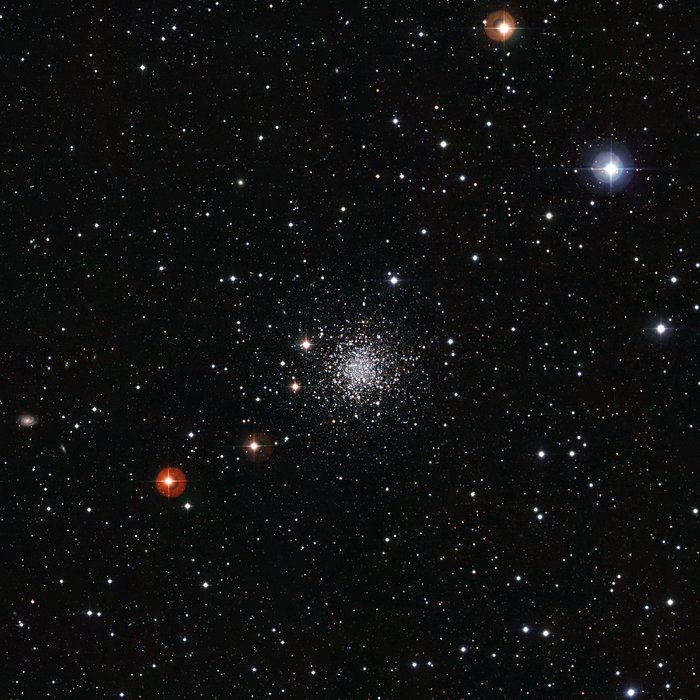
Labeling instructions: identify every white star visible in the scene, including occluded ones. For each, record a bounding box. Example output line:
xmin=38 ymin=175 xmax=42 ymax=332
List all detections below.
xmin=656 ymin=324 xmax=666 ymax=334
xmin=604 ymin=161 xmax=619 ymax=177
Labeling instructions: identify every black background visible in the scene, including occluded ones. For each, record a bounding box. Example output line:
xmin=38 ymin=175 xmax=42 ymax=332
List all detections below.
xmin=3 ymin=1 xmax=697 ymax=698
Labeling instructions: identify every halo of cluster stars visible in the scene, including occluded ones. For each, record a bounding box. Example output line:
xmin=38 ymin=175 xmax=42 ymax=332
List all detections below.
xmin=289 ymin=314 xmax=428 ymax=427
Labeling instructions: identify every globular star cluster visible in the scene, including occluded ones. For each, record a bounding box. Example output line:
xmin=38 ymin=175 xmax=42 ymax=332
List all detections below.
xmin=4 ymin=1 xmax=697 ymax=699
xmin=293 ymin=316 xmax=426 ymax=424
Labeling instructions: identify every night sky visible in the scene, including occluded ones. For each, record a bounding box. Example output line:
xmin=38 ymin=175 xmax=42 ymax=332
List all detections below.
xmin=4 ymin=1 xmax=698 ymax=698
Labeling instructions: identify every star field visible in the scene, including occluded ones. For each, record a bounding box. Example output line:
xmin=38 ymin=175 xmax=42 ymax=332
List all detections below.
xmin=3 ymin=1 xmax=698 ymax=698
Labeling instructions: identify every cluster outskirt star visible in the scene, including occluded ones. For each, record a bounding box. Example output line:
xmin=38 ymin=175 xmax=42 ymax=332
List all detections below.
xmin=244 ymin=432 xmax=274 ymax=461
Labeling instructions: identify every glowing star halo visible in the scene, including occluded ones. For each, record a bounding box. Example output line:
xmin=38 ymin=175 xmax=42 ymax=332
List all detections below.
xmin=155 ymin=466 xmax=187 ymax=498
xmin=576 ymin=139 xmax=635 ymax=194
xmin=484 ymin=11 xmax=516 ymax=41
xmin=604 ymin=161 xmax=619 ymax=178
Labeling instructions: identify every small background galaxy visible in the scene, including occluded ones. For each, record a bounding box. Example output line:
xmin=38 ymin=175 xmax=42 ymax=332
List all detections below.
xmin=3 ymin=1 xmax=698 ymax=698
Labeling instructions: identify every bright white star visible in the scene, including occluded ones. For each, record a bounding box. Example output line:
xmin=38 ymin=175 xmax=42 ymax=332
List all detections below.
xmin=604 ymin=161 xmax=619 ymax=177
